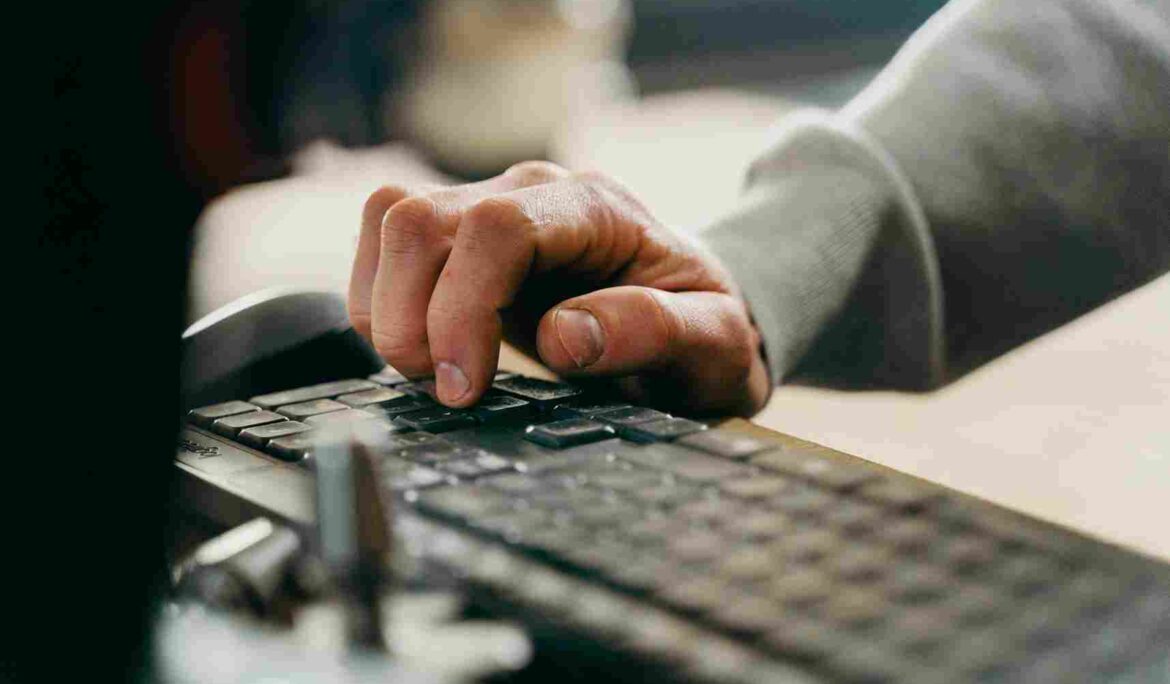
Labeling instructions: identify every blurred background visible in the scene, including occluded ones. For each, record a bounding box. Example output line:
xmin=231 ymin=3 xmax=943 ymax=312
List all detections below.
xmin=187 ymin=0 xmax=1169 ymax=562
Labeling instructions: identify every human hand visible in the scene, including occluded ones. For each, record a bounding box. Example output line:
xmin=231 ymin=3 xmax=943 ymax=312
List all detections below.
xmin=348 ymin=161 xmax=770 ymax=416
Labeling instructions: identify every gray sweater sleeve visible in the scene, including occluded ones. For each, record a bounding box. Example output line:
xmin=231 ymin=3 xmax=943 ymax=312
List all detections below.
xmin=699 ymin=0 xmax=1170 ymax=390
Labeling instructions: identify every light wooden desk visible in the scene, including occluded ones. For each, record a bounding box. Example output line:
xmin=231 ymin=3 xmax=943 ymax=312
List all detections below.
xmin=191 ymin=91 xmax=1170 ymax=562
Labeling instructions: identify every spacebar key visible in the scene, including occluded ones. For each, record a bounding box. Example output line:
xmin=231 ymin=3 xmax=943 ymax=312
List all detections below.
xmin=618 ymin=444 xmax=750 ymax=483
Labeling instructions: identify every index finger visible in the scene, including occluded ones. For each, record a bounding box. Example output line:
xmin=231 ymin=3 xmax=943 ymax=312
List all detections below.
xmin=425 ymin=179 xmax=640 ymax=405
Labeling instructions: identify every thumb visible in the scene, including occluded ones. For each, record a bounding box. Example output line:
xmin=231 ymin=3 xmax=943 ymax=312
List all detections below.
xmin=535 ymin=286 xmax=770 ymax=415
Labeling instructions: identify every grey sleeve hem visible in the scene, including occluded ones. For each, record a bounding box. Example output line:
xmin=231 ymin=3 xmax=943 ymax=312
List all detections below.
xmin=698 ymin=111 xmax=946 ymax=390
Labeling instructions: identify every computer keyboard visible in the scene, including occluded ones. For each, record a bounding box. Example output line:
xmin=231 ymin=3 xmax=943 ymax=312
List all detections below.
xmin=179 ymin=370 xmax=1170 ymax=684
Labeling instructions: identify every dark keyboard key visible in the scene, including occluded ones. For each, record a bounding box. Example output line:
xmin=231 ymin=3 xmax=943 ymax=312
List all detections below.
xmin=620 ymin=445 xmax=749 ymax=483
xmin=396 ymin=380 xmax=438 ymax=397
xmin=594 ymin=406 xmax=669 ymax=427
xmin=677 ymin=430 xmax=773 ymax=460
xmin=383 ymin=465 xmax=447 ymax=491
xmin=472 ymin=394 xmax=535 ymax=423
xmin=189 ymin=400 xmax=258 ymax=428
xmin=276 ymin=398 xmax=348 ymax=420
xmin=524 ymin=418 xmax=615 ymax=448
xmin=364 ymin=394 xmax=436 ymax=417
xmin=392 ymin=440 xmax=469 ymax=464
xmin=249 ymin=379 xmax=377 ymax=409
xmin=394 ymin=406 xmax=478 ymax=432
xmin=266 ymin=433 xmax=318 ymax=462
xmin=211 ymin=411 xmax=286 ymax=438
xmin=386 ymin=431 xmax=445 ymax=448
xmin=436 ymin=451 xmax=513 ymax=479
xmin=304 ymin=408 xmax=385 ymax=426
xmin=237 ymin=421 xmax=312 ymax=449
xmin=493 ymin=376 xmax=582 ymax=406
xmin=552 ymin=401 xmax=632 ymax=420
xmin=620 ymin=417 xmax=707 ymax=443
xmin=336 ymin=387 xmax=406 ymax=408
xmin=368 ymin=366 xmax=408 ymax=386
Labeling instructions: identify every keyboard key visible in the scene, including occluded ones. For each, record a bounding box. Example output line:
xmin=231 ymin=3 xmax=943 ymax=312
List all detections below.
xmin=717 ymin=547 xmax=776 ymax=581
xmin=249 ymin=379 xmax=377 ymax=409
xmin=471 ymin=394 xmax=534 ymax=423
xmin=876 ymin=518 xmax=938 ymax=554
xmin=276 ymin=398 xmax=348 ymax=420
xmin=383 ymin=465 xmax=447 ymax=491
xmin=677 ymin=430 xmax=773 ymax=460
xmin=885 ymin=566 xmax=951 ymax=605
xmin=392 ymin=440 xmax=470 ymax=464
xmin=621 ymin=417 xmax=707 ymax=443
xmin=860 ymin=478 xmax=942 ymax=511
xmin=724 ymin=511 xmax=791 ymax=540
xmin=710 ymin=595 xmax=787 ymax=635
xmin=237 ymin=421 xmax=312 ymax=449
xmin=594 ymin=406 xmax=669 ymax=427
xmin=493 ymin=376 xmax=582 ymax=406
xmin=303 ymin=408 xmax=382 ymax=426
xmin=552 ymin=401 xmax=632 ymax=420
xmin=336 ymin=387 xmax=406 ymax=408
xmin=416 ymin=486 xmax=511 ymax=520
xmin=772 ymin=530 xmax=840 ymax=564
xmin=751 ymin=451 xmax=878 ymax=491
xmin=436 ymin=451 xmax=513 ymax=479
xmin=668 ymin=530 xmax=727 ymax=564
xmin=657 ymin=576 xmax=734 ymax=614
xmin=368 ymin=366 xmax=408 ymax=386
xmin=619 ymin=444 xmax=749 ymax=483
xmin=365 ymin=394 xmax=436 ymax=417
xmin=211 ymin=410 xmax=286 ymax=438
xmin=719 ymin=475 xmax=791 ymax=500
xmin=524 ymin=418 xmax=615 ymax=448
xmin=822 ymin=590 xmax=886 ymax=630
xmin=831 ymin=547 xmax=888 ymax=583
xmin=188 ymin=400 xmax=258 ymax=428
xmin=394 ymin=406 xmax=478 ymax=432
xmin=386 ymin=431 xmax=444 ymax=448
xmin=266 ymin=433 xmax=318 ymax=462
xmin=767 ymin=570 xmax=833 ymax=608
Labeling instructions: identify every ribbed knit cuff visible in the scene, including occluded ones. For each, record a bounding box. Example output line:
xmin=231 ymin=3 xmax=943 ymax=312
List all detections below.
xmin=698 ymin=111 xmax=945 ymax=390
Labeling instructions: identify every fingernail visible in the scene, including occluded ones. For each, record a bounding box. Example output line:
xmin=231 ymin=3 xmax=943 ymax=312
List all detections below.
xmin=555 ymin=308 xmax=604 ymax=368
xmin=435 ymin=361 xmax=470 ymax=403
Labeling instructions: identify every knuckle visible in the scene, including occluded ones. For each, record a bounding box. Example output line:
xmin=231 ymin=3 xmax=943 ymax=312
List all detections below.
xmin=381 ymin=196 xmax=440 ymax=252
xmin=371 ymin=331 xmax=424 ymax=366
xmin=465 ymin=195 xmax=529 ymax=231
xmin=363 ymin=184 xmax=409 ymax=220
xmin=505 ymin=160 xmax=567 ymax=186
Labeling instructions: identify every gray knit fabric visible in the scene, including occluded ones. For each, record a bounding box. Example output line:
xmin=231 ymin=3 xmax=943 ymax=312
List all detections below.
xmin=700 ymin=0 xmax=1170 ymax=390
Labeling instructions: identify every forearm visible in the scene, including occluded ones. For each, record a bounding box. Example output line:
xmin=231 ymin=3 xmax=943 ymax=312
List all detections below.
xmin=703 ymin=0 xmax=1170 ymax=389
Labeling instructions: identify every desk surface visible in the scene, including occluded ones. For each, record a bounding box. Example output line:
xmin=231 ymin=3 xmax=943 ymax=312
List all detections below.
xmin=191 ymin=90 xmax=1170 ymax=563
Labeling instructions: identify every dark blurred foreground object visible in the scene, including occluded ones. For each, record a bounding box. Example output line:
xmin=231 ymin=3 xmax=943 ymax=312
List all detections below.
xmin=25 ymin=1 xmax=419 ymax=681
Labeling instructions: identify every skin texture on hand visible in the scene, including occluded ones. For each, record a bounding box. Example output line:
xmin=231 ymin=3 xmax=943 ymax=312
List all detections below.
xmin=348 ymin=161 xmax=771 ymax=417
